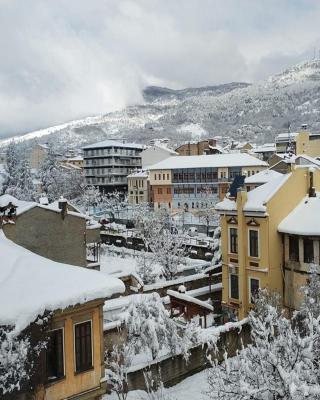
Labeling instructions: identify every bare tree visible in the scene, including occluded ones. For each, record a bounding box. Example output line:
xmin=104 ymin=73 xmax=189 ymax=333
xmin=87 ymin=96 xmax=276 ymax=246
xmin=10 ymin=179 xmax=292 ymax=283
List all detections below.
xmin=105 ymin=344 xmax=132 ymax=400
xmin=143 ymin=211 xmax=187 ymax=280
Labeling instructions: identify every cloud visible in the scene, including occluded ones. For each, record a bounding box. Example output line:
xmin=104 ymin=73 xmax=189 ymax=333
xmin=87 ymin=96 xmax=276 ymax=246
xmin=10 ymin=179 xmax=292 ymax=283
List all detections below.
xmin=0 ymin=0 xmax=320 ymax=137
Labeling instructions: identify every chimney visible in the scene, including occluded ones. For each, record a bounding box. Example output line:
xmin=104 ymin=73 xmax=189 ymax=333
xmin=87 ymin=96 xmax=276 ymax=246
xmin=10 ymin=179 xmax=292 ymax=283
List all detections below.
xmin=58 ymin=196 xmax=68 ymax=219
xmin=308 ymin=167 xmax=316 ymax=197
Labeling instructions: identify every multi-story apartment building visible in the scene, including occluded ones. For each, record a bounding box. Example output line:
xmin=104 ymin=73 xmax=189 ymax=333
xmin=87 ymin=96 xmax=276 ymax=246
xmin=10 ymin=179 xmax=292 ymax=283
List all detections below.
xmin=30 ymin=143 xmax=49 ymax=170
xmin=127 ymin=170 xmax=151 ymax=205
xmin=83 ymin=140 xmax=144 ymax=192
xmin=275 ymin=127 xmax=320 ymax=157
xmin=215 ymin=165 xmax=320 ymax=321
xmin=149 ymin=153 xmax=267 ymax=211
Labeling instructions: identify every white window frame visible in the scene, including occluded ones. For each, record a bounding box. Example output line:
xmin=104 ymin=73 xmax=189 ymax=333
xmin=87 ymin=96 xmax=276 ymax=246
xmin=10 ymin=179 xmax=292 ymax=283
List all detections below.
xmin=248 ymin=228 xmax=260 ymax=258
xmin=248 ymin=276 xmax=260 ymax=304
xmin=73 ymin=319 xmax=93 ymax=373
xmin=47 ymin=326 xmax=65 ymax=379
xmin=228 ymin=226 xmax=238 ymax=254
xmin=229 ymin=273 xmax=239 ymax=300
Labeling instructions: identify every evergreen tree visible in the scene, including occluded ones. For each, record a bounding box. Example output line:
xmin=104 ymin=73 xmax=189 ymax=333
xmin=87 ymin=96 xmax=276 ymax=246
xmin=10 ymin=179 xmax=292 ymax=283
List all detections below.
xmin=2 ymin=141 xmax=20 ymax=194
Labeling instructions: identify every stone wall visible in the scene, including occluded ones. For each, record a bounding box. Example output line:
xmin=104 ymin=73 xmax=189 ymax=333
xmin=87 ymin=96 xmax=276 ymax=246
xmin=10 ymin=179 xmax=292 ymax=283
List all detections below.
xmin=127 ymin=324 xmax=250 ymax=390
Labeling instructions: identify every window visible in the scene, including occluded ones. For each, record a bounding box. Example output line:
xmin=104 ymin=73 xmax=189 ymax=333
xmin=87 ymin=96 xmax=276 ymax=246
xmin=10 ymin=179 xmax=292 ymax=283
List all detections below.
xmin=289 ymin=236 xmax=299 ymax=261
xmin=163 ymin=174 xmax=165 ymax=180
xmin=249 ymin=229 xmax=259 ymax=258
xmin=46 ymin=328 xmax=64 ymax=381
xmin=229 ymin=228 xmax=238 ymax=254
xmin=304 ymin=238 xmax=314 ymax=263
xmin=249 ymin=278 xmax=259 ymax=303
xmin=74 ymin=321 xmax=93 ymax=373
xmin=167 ymin=173 xmax=169 ymax=180
xmin=158 ymin=174 xmax=161 ymax=180
xmin=158 ymin=188 xmax=163 ymax=195
xmin=230 ymin=274 xmax=239 ymax=299
xmin=154 ymin=174 xmax=157 ymax=180
xmin=167 ymin=188 xmax=171 ymax=194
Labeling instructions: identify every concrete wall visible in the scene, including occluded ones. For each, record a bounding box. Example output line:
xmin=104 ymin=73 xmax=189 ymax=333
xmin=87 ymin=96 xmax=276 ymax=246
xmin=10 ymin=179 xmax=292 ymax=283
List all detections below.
xmin=3 ymin=207 xmax=87 ymax=267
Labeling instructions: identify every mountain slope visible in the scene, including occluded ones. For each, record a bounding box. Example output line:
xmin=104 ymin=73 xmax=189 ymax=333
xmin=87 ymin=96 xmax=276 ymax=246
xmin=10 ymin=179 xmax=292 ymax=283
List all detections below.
xmin=2 ymin=59 xmax=320 ymax=150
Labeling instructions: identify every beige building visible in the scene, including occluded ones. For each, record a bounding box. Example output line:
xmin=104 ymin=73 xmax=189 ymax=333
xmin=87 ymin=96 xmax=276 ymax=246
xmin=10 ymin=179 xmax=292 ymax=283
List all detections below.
xmin=175 ymin=139 xmax=218 ymax=156
xmin=148 ymin=153 xmax=267 ymax=212
xmin=278 ymin=189 xmax=320 ymax=310
xmin=275 ymin=128 xmax=320 ymax=157
xmin=216 ymin=166 xmax=320 ymax=321
xmin=30 ymin=144 xmax=48 ymax=170
xmin=1 ymin=195 xmax=100 ymax=268
xmin=127 ymin=170 xmax=151 ymax=205
xmin=0 ymin=227 xmax=124 ymax=400
xmin=61 ymin=155 xmax=84 ymax=169
xmin=141 ymin=144 xmax=178 ymax=169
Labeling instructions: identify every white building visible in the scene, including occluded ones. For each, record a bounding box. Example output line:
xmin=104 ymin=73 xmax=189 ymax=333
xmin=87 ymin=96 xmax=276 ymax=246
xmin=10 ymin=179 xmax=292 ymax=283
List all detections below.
xmin=83 ymin=140 xmax=144 ymax=192
xmin=141 ymin=144 xmax=178 ymax=169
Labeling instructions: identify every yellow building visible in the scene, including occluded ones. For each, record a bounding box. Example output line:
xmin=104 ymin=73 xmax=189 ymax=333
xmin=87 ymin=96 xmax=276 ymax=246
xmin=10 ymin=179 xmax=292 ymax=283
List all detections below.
xmin=275 ymin=128 xmax=320 ymax=157
xmin=61 ymin=155 xmax=84 ymax=169
xmin=216 ymin=166 xmax=320 ymax=320
xmin=0 ymin=224 xmax=124 ymax=400
xmin=127 ymin=170 xmax=150 ymax=205
xmin=30 ymin=144 xmax=49 ymax=170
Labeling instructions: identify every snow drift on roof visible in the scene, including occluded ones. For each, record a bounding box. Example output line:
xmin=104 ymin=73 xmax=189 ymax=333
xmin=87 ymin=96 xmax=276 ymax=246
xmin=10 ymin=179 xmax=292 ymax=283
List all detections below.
xmin=0 ymin=231 xmax=125 ymax=333
xmin=245 ymin=169 xmax=282 ymax=184
xmin=244 ymin=173 xmax=291 ymax=212
xmin=215 ymin=197 xmax=237 ymax=212
xmin=148 ymin=153 xmax=267 ymax=170
xmin=83 ymin=139 xmax=144 ymax=150
xmin=278 ymin=194 xmax=320 ymax=236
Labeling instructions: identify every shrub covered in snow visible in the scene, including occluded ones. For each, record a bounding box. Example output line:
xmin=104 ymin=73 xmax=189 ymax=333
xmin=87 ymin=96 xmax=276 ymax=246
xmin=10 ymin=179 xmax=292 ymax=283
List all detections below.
xmin=124 ymin=293 xmax=192 ymax=361
xmin=0 ymin=318 xmax=49 ymax=398
xmin=207 ymin=284 xmax=320 ymax=400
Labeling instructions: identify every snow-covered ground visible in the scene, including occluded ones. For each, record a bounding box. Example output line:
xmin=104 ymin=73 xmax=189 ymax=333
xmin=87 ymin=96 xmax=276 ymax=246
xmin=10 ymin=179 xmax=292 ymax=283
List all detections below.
xmin=99 ymin=245 xmax=209 ymax=278
xmin=104 ymin=369 xmax=209 ymax=400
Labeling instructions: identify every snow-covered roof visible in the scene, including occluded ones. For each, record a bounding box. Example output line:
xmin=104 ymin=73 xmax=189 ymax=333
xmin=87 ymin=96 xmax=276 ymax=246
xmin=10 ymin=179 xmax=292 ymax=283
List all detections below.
xmin=245 ymin=169 xmax=282 ymax=184
xmin=127 ymin=169 xmax=149 ymax=178
xmin=295 ymin=154 xmax=320 ymax=167
xmin=148 ymin=153 xmax=267 ymax=170
xmin=0 ymin=195 xmax=88 ymax=219
xmin=147 ymin=144 xmax=178 ymax=155
xmin=208 ymin=144 xmax=225 ymax=153
xmin=215 ymin=197 xmax=237 ymax=212
xmin=253 ymin=143 xmax=276 ymax=153
xmin=244 ymin=173 xmax=291 ymax=212
xmin=67 ymin=155 xmax=83 ymax=161
xmin=278 ymin=194 xmax=320 ymax=236
xmin=275 ymin=132 xmax=299 ymax=142
xmin=0 ymin=231 xmax=125 ymax=333
xmin=216 ymin=173 xmax=291 ymax=213
xmin=83 ymin=140 xmax=144 ymax=150
xmin=0 ymin=194 xmax=35 ymax=215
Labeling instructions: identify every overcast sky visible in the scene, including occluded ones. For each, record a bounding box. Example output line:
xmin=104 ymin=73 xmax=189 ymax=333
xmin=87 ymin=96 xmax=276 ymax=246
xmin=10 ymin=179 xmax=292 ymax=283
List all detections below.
xmin=1 ymin=0 xmax=320 ymax=137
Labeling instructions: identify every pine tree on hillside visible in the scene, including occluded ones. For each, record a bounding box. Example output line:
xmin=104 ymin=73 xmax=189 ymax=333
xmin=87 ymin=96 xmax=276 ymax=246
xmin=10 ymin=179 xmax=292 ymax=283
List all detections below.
xmin=39 ymin=148 xmax=62 ymax=201
xmin=2 ymin=141 xmax=20 ymax=194
xmin=5 ymin=159 xmax=36 ymax=201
